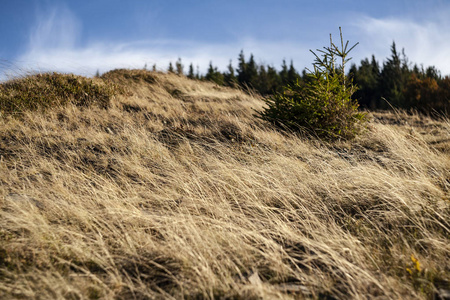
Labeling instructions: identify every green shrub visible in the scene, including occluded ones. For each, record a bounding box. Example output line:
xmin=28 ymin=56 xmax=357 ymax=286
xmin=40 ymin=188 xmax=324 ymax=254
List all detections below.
xmin=0 ymin=72 xmax=118 ymax=116
xmin=257 ymin=28 xmax=367 ymax=140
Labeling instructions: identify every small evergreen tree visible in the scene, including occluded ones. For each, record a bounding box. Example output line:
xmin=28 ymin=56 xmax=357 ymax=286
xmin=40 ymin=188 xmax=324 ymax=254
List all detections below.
xmin=425 ymin=66 xmax=441 ymax=80
xmin=205 ymin=62 xmax=215 ymax=81
xmin=188 ymin=63 xmax=195 ymax=79
xmin=224 ymin=60 xmax=236 ymax=87
xmin=380 ymin=42 xmax=408 ymax=108
xmin=236 ymin=50 xmax=248 ymax=86
xmin=175 ymin=58 xmax=184 ymax=75
xmin=258 ymin=28 xmax=366 ymax=140
xmin=247 ymin=54 xmax=258 ymax=88
xmin=168 ymin=62 xmax=174 ymax=73
xmin=279 ymin=59 xmax=289 ymax=86
xmin=287 ymin=60 xmax=301 ymax=86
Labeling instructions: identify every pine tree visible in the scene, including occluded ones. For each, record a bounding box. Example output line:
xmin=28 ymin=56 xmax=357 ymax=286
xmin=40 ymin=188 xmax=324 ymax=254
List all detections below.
xmin=188 ymin=63 xmax=195 ymax=79
xmin=168 ymin=62 xmax=174 ymax=73
xmin=206 ymin=62 xmax=215 ymax=81
xmin=425 ymin=66 xmax=441 ymax=80
xmin=287 ymin=60 xmax=300 ymax=85
xmin=257 ymin=65 xmax=269 ymax=95
xmin=380 ymin=42 xmax=406 ymax=108
xmin=235 ymin=52 xmax=259 ymax=90
xmin=236 ymin=50 xmax=248 ymax=86
xmin=258 ymin=28 xmax=365 ymax=140
xmin=175 ymin=58 xmax=184 ymax=75
xmin=224 ymin=60 xmax=236 ymax=87
xmin=279 ymin=59 xmax=289 ymax=86
xmin=247 ymin=54 xmax=258 ymax=88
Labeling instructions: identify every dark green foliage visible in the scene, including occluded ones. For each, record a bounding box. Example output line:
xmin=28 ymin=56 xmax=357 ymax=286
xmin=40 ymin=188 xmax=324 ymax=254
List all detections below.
xmin=257 ymin=28 xmax=367 ymax=140
xmin=235 ymin=51 xmax=260 ymax=90
xmin=205 ymin=62 xmax=225 ymax=85
xmin=187 ymin=63 xmax=195 ymax=79
xmin=287 ymin=60 xmax=300 ymax=86
xmin=246 ymin=54 xmax=258 ymax=87
xmin=380 ymin=42 xmax=409 ymax=108
xmin=256 ymin=65 xmax=270 ymax=95
xmin=200 ymin=49 xmax=304 ymax=95
xmin=236 ymin=50 xmax=247 ymax=86
xmin=267 ymin=65 xmax=282 ymax=93
xmin=0 ymin=72 xmax=118 ymax=116
xmin=255 ymin=65 xmax=282 ymax=95
xmin=279 ymin=59 xmax=289 ymax=87
xmin=277 ymin=60 xmax=300 ymax=89
xmin=223 ymin=60 xmax=237 ymax=87
xmin=350 ymin=55 xmax=381 ymax=109
xmin=425 ymin=65 xmax=441 ymax=80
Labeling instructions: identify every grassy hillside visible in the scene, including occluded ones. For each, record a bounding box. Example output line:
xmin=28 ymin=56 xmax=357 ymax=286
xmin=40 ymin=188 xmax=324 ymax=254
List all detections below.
xmin=0 ymin=70 xmax=449 ymax=299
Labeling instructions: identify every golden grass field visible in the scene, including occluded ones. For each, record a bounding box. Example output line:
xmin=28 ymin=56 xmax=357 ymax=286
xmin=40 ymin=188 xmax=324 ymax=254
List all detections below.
xmin=0 ymin=70 xmax=449 ymax=299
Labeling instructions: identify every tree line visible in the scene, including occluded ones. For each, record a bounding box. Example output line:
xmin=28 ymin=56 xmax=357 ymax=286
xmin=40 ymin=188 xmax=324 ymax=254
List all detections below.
xmin=350 ymin=42 xmax=449 ymax=114
xmin=159 ymin=51 xmax=302 ymax=96
xmin=159 ymin=43 xmax=449 ymax=114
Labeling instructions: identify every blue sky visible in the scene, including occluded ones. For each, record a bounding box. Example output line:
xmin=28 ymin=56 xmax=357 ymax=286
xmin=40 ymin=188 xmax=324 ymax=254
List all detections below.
xmin=1 ymin=0 xmax=450 ymax=80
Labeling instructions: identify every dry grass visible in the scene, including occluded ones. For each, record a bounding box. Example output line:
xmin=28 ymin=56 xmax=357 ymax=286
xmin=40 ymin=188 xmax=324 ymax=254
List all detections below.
xmin=0 ymin=72 xmax=117 ymax=116
xmin=0 ymin=69 xmax=449 ymax=299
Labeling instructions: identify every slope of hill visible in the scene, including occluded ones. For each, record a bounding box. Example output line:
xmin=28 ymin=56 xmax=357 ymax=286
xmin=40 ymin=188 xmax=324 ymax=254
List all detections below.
xmin=0 ymin=70 xmax=449 ymax=299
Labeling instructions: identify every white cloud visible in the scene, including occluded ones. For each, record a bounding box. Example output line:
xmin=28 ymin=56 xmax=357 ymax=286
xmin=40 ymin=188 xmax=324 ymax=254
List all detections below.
xmin=351 ymin=14 xmax=450 ymax=75
xmin=14 ymin=39 xmax=311 ymax=78
xmin=15 ymin=39 xmax=311 ymax=80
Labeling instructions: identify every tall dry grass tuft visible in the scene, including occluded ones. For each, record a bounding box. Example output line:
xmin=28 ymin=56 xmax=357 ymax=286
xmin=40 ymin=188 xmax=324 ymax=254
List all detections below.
xmin=0 ymin=70 xmax=449 ymax=299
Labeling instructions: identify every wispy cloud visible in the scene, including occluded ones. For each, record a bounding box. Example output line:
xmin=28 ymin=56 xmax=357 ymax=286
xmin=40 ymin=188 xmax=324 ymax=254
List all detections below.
xmin=29 ymin=5 xmax=80 ymax=50
xmin=351 ymin=13 xmax=450 ymax=75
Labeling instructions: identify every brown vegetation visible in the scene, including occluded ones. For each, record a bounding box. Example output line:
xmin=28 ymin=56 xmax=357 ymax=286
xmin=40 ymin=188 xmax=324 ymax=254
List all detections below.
xmin=0 ymin=70 xmax=449 ymax=299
